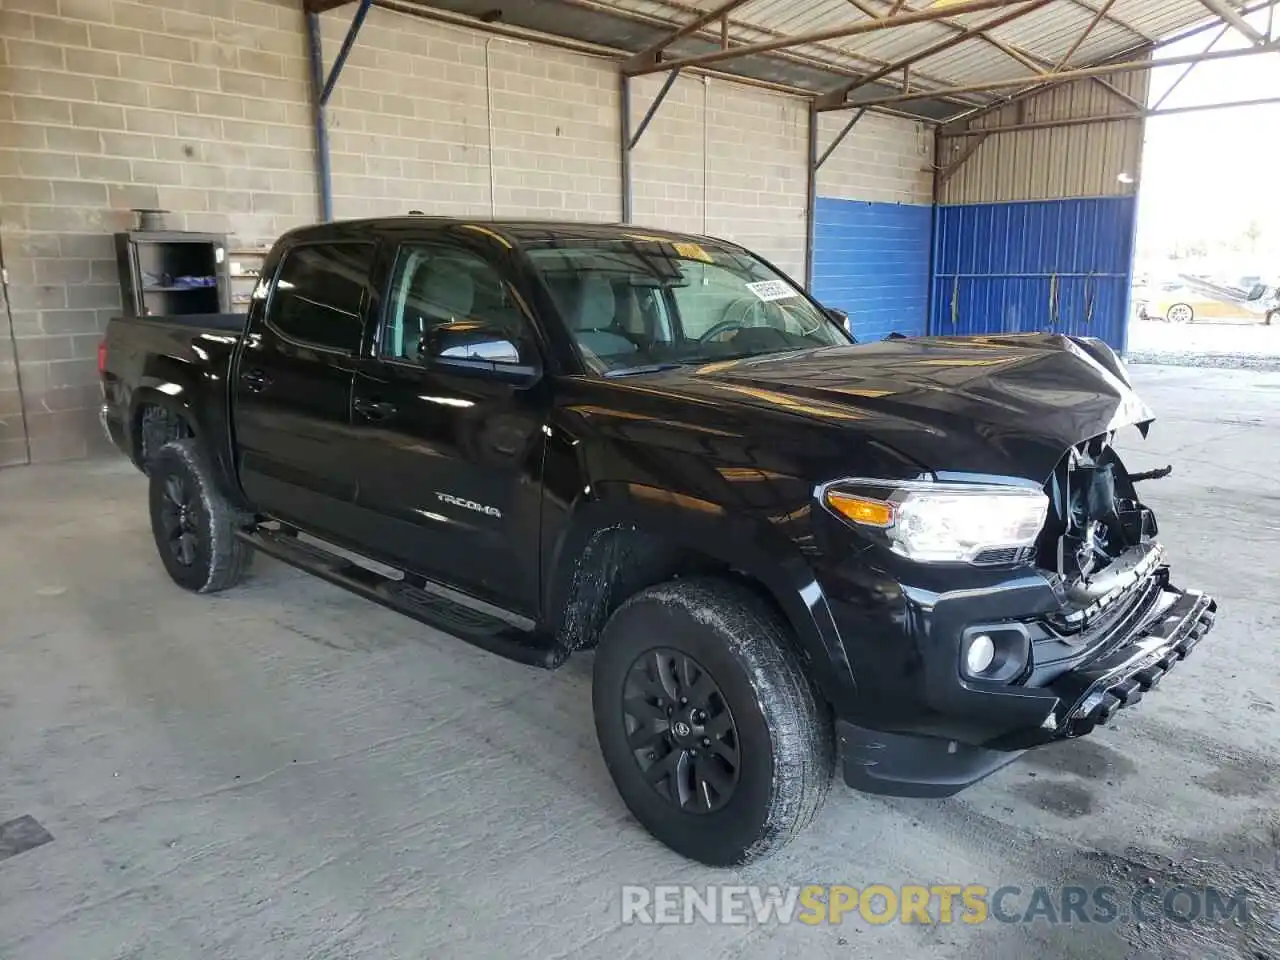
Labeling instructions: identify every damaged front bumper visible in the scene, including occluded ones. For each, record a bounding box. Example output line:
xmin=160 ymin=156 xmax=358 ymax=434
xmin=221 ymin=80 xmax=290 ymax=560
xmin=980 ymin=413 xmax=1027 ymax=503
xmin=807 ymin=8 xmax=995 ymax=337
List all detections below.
xmin=834 ymin=567 xmax=1217 ymax=799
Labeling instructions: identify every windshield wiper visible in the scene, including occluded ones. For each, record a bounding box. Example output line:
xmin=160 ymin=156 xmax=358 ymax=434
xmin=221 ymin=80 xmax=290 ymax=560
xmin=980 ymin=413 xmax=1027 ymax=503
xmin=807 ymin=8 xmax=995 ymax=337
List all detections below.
xmin=602 ymin=362 xmax=687 ymax=378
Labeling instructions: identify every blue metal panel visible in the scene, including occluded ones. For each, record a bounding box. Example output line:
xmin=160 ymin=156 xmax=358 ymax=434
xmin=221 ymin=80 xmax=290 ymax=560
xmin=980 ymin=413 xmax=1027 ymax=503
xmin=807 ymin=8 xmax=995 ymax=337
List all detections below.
xmin=812 ymin=197 xmax=933 ymax=342
xmin=930 ymin=196 xmax=1138 ymax=350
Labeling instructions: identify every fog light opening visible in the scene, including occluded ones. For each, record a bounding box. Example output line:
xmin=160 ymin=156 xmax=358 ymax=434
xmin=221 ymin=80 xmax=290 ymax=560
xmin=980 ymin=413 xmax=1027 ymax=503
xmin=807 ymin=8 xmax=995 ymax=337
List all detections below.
xmin=966 ymin=634 xmax=996 ymax=675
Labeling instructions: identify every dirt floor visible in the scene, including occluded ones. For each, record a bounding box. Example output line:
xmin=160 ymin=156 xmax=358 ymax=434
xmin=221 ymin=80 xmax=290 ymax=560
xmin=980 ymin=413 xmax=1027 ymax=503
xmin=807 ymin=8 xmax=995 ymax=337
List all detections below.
xmin=0 ymin=364 xmax=1277 ymax=960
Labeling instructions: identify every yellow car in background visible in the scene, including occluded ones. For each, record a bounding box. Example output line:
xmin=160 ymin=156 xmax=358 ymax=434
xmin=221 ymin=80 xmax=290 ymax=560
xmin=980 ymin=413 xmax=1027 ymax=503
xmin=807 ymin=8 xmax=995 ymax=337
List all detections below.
xmin=1135 ymin=287 xmax=1277 ymax=324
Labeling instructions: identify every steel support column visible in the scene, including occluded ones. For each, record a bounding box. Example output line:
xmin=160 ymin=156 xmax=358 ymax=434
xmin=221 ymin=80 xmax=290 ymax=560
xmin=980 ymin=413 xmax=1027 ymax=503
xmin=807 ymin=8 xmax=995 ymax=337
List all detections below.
xmin=620 ymin=74 xmax=633 ymax=222
xmin=805 ymin=107 xmax=866 ymax=290
xmin=805 ymin=104 xmax=817 ymax=289
xmin=304 ymin=0 xmax=372 ymax=222
xmin=620 ymin=70 xmax=682 ymax=223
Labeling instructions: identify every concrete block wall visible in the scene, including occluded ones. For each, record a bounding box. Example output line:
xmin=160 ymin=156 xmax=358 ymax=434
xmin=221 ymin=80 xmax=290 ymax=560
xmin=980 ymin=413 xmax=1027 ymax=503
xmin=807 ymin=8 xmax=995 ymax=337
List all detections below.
xmin=628 ymin=73 xmax=808 ymax=282
xmin=0 ymin=0 xmax=317 ymax=465
xmin=318 ymin=7 xmax=621 ymax=222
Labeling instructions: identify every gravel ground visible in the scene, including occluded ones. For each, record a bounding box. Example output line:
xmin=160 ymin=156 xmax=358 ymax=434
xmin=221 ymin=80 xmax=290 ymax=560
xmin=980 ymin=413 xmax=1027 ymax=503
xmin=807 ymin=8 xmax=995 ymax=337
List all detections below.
xmin=0 ymin=364 xmax=1277 ymax=959
xmin=1127 ymin=318 xmax=1280 ymax=370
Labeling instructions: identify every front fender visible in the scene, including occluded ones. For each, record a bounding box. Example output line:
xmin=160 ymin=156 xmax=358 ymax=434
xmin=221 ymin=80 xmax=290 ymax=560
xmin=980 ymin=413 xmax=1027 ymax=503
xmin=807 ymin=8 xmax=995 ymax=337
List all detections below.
xmin=545 ymin=481 xmax=856 ymax=708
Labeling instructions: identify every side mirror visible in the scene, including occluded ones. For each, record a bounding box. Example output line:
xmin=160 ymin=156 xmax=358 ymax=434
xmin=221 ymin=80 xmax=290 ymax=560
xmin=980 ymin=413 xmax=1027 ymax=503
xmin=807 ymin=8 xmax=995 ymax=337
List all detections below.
xmin=825 ymin=307 xmax=850 ymax=328
xmin=437 ymin=338 xmax=521 ymax=365
xmin=417 ymin=330 xmax=540 ymax=386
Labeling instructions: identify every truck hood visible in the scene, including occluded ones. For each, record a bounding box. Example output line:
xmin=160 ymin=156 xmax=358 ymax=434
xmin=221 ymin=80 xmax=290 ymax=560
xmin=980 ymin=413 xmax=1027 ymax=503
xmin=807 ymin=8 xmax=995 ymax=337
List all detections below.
xmin=648 ymin=334 xmax=1154 ymax=483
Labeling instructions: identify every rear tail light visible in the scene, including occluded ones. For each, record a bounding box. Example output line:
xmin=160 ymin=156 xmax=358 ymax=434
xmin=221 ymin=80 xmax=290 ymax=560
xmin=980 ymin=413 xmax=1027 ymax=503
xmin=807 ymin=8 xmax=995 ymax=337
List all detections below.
xmin=97 ymin=339 xmax=108 ymax=374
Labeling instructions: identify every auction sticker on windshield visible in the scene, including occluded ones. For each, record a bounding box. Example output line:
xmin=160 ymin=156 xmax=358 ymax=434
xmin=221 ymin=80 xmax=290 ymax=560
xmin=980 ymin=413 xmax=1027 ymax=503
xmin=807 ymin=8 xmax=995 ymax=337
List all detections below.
xmin=746 ymin=280 xmax=799 ymax=302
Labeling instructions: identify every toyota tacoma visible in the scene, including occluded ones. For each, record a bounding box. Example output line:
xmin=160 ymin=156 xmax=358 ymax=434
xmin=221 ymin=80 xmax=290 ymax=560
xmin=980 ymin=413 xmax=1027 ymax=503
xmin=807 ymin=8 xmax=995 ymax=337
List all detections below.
xmin=100 ymin=218 xmax=1217 ymax=865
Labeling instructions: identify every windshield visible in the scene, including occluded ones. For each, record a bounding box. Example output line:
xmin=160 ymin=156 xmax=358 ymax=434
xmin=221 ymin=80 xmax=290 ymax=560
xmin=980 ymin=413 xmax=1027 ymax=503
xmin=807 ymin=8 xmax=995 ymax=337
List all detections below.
xmin=524 ymin=237 xmax=850 ymax=375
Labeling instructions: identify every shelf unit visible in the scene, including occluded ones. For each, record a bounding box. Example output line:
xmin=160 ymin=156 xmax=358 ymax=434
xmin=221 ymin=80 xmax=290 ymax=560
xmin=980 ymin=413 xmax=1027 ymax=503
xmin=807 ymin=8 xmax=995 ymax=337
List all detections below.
xmin=228 ymin=246 xmax=271 ymax=310
xmin=114 ymin=231 xmax=230 ymax=318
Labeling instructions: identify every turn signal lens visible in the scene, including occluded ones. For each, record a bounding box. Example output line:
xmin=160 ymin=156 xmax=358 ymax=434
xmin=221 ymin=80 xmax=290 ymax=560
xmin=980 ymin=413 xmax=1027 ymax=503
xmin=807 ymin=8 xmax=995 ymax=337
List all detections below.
xmin=825 ymin=491 xmax=895 ymax=528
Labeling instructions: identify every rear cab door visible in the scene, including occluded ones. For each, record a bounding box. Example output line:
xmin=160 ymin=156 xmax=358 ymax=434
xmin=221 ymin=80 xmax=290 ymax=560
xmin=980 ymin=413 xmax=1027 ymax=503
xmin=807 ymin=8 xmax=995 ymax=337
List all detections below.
xmin=233 ymin=235 xmax=377 ymax=543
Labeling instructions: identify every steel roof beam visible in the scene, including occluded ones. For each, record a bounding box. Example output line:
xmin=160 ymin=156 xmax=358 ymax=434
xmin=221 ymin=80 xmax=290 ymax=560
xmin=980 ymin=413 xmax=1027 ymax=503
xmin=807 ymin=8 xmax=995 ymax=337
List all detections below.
xmin=622 ymin=0 xmax=752 ymax=72
xmin=623 ymin=0 xmax=1026 ymax=76
xmin=1195 ymin=0 xmax=1269 ymax=44
xmin=938 ymin=94 xmax=1280 ymax=135
xmin=816 ymin=0 xmax=1054 ymax=109
xmin=835 ymin=39 xmax=1280 ymax=108
xmin=941 ymin=0 xmax=1277 ymax=127
xmin=1151 ymin=23 xmax=1229 ymax=109
xmin=1056 ymin=0 xmax=1117 ymax=68
xmin=618 ymin=0 xmax=982 ymax=102
xmin=1060 ymin=0 xmax=1151 ymax=43
xmin=839 ymin=1 xmax=1141 ymax=116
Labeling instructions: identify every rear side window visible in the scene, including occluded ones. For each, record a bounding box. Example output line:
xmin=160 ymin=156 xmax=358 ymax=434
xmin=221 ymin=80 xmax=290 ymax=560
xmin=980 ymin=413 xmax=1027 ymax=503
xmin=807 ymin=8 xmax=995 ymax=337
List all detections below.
xmin=267 ymin=242 xmax=375 ymax=352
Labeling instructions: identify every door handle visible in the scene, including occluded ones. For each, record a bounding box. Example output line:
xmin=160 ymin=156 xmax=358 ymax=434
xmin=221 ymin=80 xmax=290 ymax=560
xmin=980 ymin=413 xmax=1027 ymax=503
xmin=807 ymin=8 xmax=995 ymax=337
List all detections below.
xmin=241 ymin=369 xmax=271 ymax=393
xmin=354 ymin=398 xmax=398 ymax=422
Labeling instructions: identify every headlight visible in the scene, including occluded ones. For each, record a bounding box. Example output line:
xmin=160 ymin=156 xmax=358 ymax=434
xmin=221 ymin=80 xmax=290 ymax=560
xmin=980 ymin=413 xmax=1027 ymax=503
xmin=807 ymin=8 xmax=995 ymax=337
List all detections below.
xmin=821 ymin=480 xmax=1049 ymax=564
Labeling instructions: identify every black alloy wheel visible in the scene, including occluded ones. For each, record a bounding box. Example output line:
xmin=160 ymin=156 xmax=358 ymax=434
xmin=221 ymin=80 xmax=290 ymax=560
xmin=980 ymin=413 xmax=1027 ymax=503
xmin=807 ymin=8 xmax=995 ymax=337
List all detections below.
xmin=158 ymin=472 xmax=205 ymax=567
xmin=147 ymin=439 xmax=254 ymax=593
xmin=622 ymin=648 xmax=740 ymax=814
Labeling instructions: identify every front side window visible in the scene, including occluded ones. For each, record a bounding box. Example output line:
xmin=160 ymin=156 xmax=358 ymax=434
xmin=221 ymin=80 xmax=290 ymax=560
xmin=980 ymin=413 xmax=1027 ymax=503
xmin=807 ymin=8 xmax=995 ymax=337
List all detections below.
xmin=267 ymin=242 xmax=375 ymax=352
xmin=381 ymin=244 xmax=534 ymax=366
xmin=525 ymin=238 xmax=848 ymax=375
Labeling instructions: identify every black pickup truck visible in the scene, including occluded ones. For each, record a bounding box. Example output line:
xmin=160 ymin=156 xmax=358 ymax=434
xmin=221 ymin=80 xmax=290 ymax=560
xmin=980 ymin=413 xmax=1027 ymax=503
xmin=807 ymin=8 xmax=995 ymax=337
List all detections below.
xmin=101 ymin=218 xmax=1216 ymax=865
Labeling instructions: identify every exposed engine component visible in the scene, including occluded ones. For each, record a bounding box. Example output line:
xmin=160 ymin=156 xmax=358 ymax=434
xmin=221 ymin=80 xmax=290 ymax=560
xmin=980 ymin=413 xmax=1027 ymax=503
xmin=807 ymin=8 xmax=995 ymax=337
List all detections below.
xmin=1040 ymin=435 xmax=1159 ymax=585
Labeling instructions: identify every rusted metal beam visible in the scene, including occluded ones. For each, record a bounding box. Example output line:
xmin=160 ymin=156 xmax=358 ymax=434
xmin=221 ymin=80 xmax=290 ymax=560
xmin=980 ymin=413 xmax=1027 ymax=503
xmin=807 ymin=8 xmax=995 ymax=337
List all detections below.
xmin=853 ymin=1 xmax=1143 ymax=114
xmin=944 ymin=0 xmax=1277 ymax=123
xmin=938 ymin=95 xmax=1280 ymax=136
xmin=1196 ymin=0 xmax=1268 ymax=44
xmin=1152 ymin=23 xmax=1229 ymax=110
xmin=817 ymin=0 xmax=1054 ymax=108
xmin=624 ymin=0 xmax=1027 ymax=76
xmin=615 ymin=0 xmax=979 ymax=101
xmin=815 ymin=108 xmax=868 ymax=170
xmin=1055 ymin=0 xmax=1117 ymax=69
xmin=1060 ymin=0 xmax=1150 ymax=44
xmin=622 ymin=0 xmax=751 ymax=72
xmin=936 ymin=131 xmax=990 ymax=183
xmin=835 ymin=41 xmax=1280 ymax=108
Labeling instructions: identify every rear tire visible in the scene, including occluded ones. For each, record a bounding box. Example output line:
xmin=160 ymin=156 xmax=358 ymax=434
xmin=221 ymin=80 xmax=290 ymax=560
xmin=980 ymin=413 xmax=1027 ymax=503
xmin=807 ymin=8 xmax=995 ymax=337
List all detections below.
xmin=592 ymin=577 xmax=833 ymax=865
xmin=1167 ymin=302 xmax=1194 ymax=323
xmin=148 ymin=439 xmax=253 ymax=593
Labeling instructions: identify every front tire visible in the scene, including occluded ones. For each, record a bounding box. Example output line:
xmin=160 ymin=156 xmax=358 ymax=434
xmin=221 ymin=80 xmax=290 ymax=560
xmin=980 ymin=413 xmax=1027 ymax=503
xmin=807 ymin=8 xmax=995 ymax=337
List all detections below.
xmin=148 ymin=439 xmax=253 ymax=593
xmin=592 ymin=577 xmax=833 ymax=865
xmin=1167 ymin=302 xmax=1194 ymax=323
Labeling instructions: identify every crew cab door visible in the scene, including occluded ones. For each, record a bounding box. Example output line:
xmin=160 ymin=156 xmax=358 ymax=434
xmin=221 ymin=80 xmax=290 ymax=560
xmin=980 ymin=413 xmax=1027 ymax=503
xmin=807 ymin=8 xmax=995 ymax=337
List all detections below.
xmin=348 ymin=234 xmax=549 ymax=616
xmin=233 ymin=240 xmax=376 ymax=541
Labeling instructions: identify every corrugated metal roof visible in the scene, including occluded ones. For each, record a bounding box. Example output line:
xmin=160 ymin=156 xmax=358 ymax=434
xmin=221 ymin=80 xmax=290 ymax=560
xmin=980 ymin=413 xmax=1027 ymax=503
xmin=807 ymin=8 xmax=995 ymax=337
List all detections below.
xmin=591 ymin=0 xmax=1234 ymax=112
xmin=400 ymin=0 xmax=1257 ymax=121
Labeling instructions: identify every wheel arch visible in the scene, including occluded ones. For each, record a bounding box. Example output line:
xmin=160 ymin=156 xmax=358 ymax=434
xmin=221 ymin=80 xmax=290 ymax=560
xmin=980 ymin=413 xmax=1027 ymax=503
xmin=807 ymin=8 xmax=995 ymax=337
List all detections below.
xmin=130 ymin=387 xmax=198 ymax=468
xmin=545 ymin=483 xmax=856 ymax=707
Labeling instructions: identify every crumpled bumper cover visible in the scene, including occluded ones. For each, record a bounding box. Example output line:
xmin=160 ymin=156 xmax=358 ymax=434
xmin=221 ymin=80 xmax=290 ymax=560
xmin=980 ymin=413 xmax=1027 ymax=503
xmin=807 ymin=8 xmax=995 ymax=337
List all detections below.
xmin=837 ymin=582 xmax=1218 ymax=798
xmin=1035 ymin=587 xmax=1217 ymax=742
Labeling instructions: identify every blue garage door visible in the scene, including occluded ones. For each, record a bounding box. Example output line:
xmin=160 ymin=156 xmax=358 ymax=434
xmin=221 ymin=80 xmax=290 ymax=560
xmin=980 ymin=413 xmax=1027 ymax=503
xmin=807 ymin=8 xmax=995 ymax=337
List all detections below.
xmin=930 ymin=196 xmax=1137 ymax=350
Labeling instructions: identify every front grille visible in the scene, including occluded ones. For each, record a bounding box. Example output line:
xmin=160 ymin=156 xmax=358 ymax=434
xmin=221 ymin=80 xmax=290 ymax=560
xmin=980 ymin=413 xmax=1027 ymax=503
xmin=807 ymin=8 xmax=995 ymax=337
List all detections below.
xmin=973 ymin=545 xmax=1035 ymax=566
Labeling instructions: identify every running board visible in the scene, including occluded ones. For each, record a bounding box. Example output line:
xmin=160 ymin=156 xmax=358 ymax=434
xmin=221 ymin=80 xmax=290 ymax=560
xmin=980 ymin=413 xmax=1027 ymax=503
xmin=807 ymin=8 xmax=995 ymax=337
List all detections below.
xmin=236 ymin=527 xmax=562 ymax=669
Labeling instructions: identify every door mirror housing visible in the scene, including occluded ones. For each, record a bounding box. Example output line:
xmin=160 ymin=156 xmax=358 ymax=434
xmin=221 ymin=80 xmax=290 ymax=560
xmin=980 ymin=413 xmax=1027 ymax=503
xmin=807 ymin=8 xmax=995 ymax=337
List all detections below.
xmin=417 ymin=329 xmax=541 ymax=386
xmin=825 ymin=306 xmax=850 ymax=328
